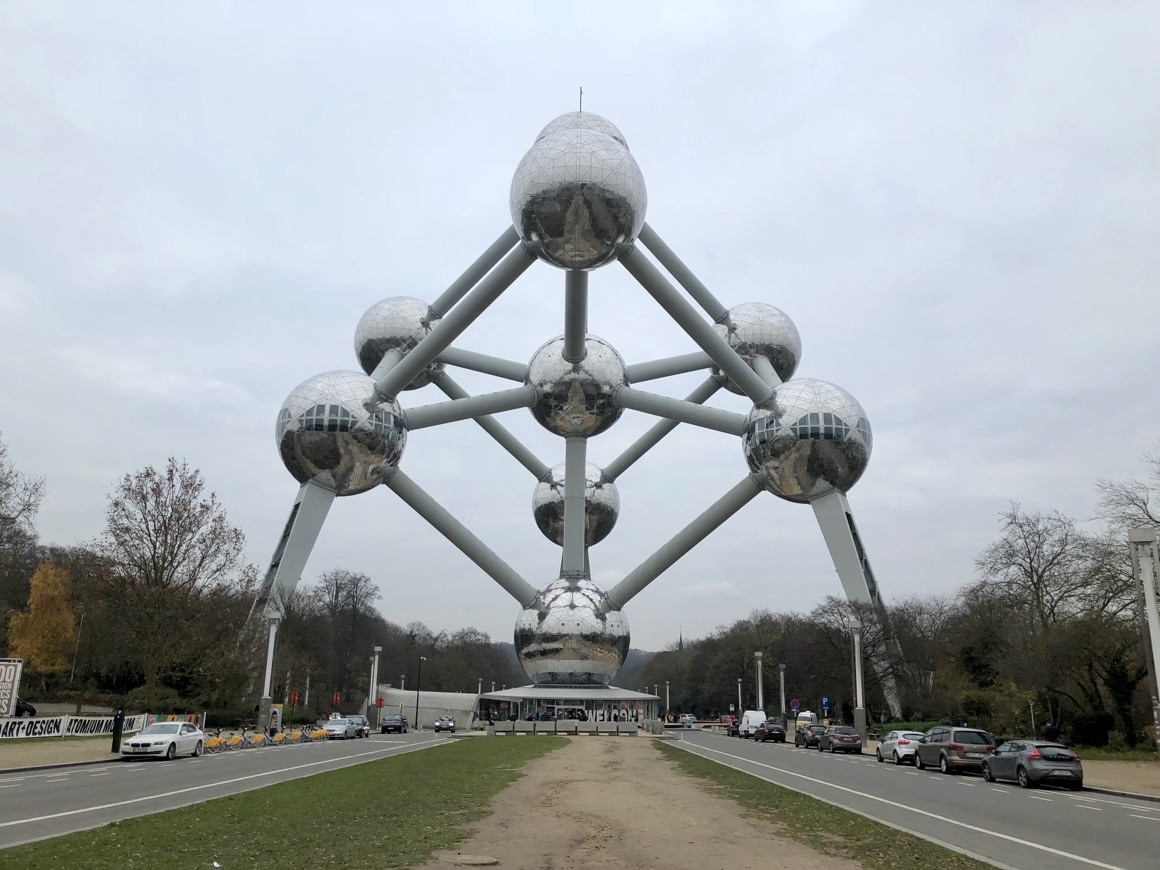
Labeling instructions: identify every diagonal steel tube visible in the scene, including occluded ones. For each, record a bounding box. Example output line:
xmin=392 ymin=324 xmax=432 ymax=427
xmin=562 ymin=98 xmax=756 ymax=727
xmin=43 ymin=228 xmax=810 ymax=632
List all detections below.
xmin=621 ymin=247 xmax=774 ymax=406
xmin=604 ymin=378 xmax=721 ymax=481
xmin=430 ymin=226 xmax=521 ymax=317
xmin=614 ymin=385 xmax=746 ymax=435
xmin=437 ymin=347 xmax=528 ymax=381
xmin=435 ymin=375 xmax=548 ymax=478
xmin=638 ymin=223 xmax=729 ymax=322
xmin=383 ymin=468 xmax=538 ymax=606
xmin=404 ymin=385 xmax=536 ymax=430
xmin=626 ymin=351 xmax=713 ymax=383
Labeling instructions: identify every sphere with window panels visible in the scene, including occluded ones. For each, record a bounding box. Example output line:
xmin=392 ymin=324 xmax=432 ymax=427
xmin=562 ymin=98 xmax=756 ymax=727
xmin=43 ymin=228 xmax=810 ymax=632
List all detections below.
xmin=353 ymin=296 xmax=443 ymax=390
xmin=742 ymin=378 xmax=872 ymax=503
xmin=532 ymin=462 xmax=620 ymax=547
xmin=276 ymin=371 xmax=407 ymax=496
xmin=527 ymin=335 xmax=628 ymax=437
xmin=510 ymin=111 xmax=647 ymax=270
xmin=514 ymin=578 xmax=630 ymax=686
xmin=712 ymin=302 xmax=802 ymax=393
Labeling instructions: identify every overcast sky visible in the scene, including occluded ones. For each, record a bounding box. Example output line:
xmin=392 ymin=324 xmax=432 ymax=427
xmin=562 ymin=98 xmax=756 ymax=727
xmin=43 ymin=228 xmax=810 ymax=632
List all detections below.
xmin=2 ymin=1 xmax=1157 ymax=655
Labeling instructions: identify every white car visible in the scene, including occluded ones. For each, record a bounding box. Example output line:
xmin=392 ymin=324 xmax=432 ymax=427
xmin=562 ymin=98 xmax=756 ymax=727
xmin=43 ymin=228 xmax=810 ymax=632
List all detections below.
xmin=876 ymin=730 xmax=927 ymax=765
xmin=323 ymin=718 xmax=358 ymax=739
xmin=680 ymin=714 xmax=696 ymax=728
xmin=121 ymin=722 xmax=205 ymax=760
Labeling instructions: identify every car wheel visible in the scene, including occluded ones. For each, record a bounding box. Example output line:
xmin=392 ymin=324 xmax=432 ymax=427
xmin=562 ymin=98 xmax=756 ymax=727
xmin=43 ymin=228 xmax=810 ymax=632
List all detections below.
xmin=915 ymin=753 xmax=926 ymax=770
xmin=981 ymin=762 xmax=994 ymax=782
xmin=939 ymin=755 xmax=952 ymax=774
xmin=192 ymin=741 xmax=203 ymax=758
xmin=893 ymin=751 xmax=902 ymax=765
xmin=829 ymin=743 xmax=836 ymax=753
xmin=1017 ymin=766 xmax=1034 ymax=789
xmin=876 ymin=749 xmax=883 ymax=763
xmin=165 ymin=743 xmax=176 ymax=761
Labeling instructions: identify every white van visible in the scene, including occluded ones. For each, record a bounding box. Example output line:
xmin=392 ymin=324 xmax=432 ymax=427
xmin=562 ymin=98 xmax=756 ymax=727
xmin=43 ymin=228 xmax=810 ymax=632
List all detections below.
xmin=794 ymin=710 xmax=819 ymax=726
xmin=739 ymin=710 xmax=767 ymax=738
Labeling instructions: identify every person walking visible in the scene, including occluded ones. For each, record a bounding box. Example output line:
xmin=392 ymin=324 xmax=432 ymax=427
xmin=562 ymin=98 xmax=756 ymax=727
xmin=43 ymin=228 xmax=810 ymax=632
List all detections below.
xmin=1044 ymin=721 xmax=1060 ymax=742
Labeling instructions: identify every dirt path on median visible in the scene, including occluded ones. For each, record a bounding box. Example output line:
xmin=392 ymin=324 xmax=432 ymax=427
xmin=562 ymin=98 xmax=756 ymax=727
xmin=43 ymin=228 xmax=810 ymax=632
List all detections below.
xmin=417 ymin=736 xmax=859 ymax=870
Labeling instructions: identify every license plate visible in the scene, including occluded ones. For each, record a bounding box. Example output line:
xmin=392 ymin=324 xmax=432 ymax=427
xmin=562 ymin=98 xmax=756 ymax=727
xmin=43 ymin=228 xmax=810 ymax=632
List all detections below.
xmin=966 ymin=752 xmax=983 ymax=758
xmin=1050 ymin=770 xmax=1074 ymax=776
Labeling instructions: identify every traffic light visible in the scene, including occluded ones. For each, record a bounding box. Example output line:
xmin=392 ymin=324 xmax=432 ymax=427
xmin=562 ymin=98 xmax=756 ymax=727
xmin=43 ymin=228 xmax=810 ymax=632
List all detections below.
xmin=290 ymin=691 xmax=299 ymax=707
xmin=332 ymin=691 xmax=342 ymax=707
xmin=376 ymin=697 xmax=384 ymax=708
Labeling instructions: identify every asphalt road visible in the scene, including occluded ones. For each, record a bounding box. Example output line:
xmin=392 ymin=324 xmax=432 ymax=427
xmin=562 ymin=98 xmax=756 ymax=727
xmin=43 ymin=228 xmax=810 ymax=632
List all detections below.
xmin=673 ymin=730 xmax=1160 ymax=870
xmin=0 ymin=732 xmax=445 ymax=849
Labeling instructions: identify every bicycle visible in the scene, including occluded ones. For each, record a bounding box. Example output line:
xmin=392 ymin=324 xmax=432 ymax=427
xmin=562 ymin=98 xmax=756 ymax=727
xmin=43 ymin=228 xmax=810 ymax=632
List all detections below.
xmin=204 ymin=727 xmax=228 ymax=754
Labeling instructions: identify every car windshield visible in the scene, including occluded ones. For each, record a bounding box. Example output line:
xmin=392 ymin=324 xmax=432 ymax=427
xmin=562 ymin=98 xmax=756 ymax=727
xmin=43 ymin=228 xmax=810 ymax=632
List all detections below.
xmin=1036 ymin=743 xmax=1076 ymax=757
xmin=328 ymin=719 xmax=349 ymax=726
xmin=831 ymin=727 xmax=856 ymax=734
xmin=140 ymin=723 xmax=182 ymax=735
xmin=955 ymin=730 xmax=991 ymax=744
xmin=902 ymin=732 xmax=925 ymax=740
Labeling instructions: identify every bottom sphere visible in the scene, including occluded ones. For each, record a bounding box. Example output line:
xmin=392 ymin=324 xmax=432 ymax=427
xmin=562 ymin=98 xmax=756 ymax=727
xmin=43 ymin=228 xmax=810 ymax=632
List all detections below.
xmin=514 ymin=578 xmax=630 ymax=686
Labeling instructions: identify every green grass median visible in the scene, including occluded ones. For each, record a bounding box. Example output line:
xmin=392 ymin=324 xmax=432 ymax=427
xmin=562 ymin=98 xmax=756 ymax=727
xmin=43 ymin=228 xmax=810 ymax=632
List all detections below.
xmin=656 ymin=742 xmax=993 ymax=870
xmin=1 ymin=737 xmax=564 ymax=870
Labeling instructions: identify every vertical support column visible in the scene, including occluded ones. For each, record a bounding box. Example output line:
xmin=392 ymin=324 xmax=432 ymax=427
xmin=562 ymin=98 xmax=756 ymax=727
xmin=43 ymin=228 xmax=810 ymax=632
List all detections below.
xmin=561 ymin=436 xmax=588 ymax=577
xmin=259 ymin=615 xmax=281 ymax=733
xmin=563 ymin=271 xmax=589 ymax=363
xmin=755 ymin=651 xmax=764 ymax=713
xmin=852 ymin=620 xmax=866 ymax=741
xmin=1129 ymin=528 xmax=1160 ymax=753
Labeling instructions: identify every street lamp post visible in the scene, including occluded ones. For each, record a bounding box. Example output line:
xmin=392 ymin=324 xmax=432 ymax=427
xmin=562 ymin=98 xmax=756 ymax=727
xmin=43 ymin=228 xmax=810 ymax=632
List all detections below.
xmin=737 ymin=677 xmax=742 ymax=714
xmin=665 ymin=681 xmax=670 ymax=715
xmin=370 ymin=646 xmax=382 ymax=726
xmin=400 ymin=674 xmax=405 ymax=691
xmin=778 ymin=663 xmax=786 ymax=723
xmin=755 ymin=651 xmax=764 ymax=712
xmin=414 ymin=656 xmax=426 ymax=731
xmin=849 ymin=619 xmax=866 ymax=740
xmin=478 ymin=677 xmax=483 ymax=695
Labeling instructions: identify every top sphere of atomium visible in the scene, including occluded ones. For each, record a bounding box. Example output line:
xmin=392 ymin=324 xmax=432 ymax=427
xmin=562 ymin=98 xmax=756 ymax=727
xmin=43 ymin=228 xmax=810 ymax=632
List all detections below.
xmin=742 ymin=378 xmax=872 ymax=503
xmin=527 ymin=335 xmax=628 ymax=437
xmin=533 ymin=462 xmax=620 ymax=547
xmin=511 ymin=113 xmax=647 ymax=270
xmin=276 ymin=370 xmax=406 ymax=496
xmin=353 ymin=296 xmax=443 ymax=390
xmin=536 ymin=111 xmax=628 ymax=148
xmin=713 ymin=302 xmax=802 ymax=394
xmin=514 ymin=578 xmax=630 ymax=686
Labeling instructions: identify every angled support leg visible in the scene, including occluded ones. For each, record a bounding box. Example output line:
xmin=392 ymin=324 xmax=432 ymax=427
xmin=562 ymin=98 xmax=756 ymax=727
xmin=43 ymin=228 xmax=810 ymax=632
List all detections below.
xmin=434 ymin=375 xmax=548 ymax=478
xmin=604 ymin=378 xmax=721 ymax=481
xmin=637 ymin=223 xmax=729 ymax=322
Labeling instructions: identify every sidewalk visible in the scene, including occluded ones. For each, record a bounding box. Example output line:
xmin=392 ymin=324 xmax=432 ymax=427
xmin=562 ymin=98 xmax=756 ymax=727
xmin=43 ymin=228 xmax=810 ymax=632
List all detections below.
xmin=3 ymin=736 xmax=1159 ymax=801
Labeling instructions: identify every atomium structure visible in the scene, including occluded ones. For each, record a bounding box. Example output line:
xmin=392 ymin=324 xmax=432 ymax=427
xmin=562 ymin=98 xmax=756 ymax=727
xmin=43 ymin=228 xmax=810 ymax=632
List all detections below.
xmin=249 ymin=110 xmax=901 ymax=714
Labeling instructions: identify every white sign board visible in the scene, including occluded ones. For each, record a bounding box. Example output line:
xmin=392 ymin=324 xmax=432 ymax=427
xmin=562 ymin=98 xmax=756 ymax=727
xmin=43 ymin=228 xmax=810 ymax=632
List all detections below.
xmin=0 ymin=659 xmax=23 ymax=718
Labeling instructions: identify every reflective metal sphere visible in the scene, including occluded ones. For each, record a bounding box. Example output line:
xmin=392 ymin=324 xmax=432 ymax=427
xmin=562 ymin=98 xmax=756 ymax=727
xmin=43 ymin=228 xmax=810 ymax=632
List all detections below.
xmin=535 ymin=111 xmax=628 ymax=149
xmin=527 ymin=335 xmax=628 ymax=437
xmin=276 ymin=371 xmax=406 ymax=496
xmin=510 ymin=127 xmax=647 ymax=270
xmin=742 ymin=378 xmax=872 ymax=503
xmin=353 ymin=296 xmax=442 ymax=390
xmin=514 ymin=578 xmax=630 ymax=686
xmin=713 ymin=302 xmax=802 ymax=394
xmin=532 ymin=463 xmax=620 ymax=547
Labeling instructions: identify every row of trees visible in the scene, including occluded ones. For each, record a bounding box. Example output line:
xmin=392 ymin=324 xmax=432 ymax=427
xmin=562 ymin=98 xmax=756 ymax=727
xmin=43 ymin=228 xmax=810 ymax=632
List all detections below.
xmin=2 ymin=430 xmax=1158 ymax=745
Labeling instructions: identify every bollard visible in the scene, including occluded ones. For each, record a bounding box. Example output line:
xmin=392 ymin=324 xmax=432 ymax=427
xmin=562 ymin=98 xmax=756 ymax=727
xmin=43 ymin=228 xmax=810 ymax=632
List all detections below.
xmin=110 ymin=708 xmax=126 ymax=753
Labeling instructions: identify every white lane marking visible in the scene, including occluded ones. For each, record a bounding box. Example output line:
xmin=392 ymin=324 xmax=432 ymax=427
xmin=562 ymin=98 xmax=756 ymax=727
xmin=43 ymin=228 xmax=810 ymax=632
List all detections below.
xmin=0 ymin=785 xmax=19 ymax=790
xmin=990 ymin=788 xmax=1006 ymax=793
xmin=928 ymin=776 xmax=943 ymax=781
xmin=1029 ymin=796 xmax=1053 ymax=802
xmin=1068 ymin=795 xmax=1160 ymax=813
xmin=89 ymin=773 xmax=111 ymax=777
xmin=0 ymin=739 xmax=443 ymax=829
xmin=1129 ymin=815 xmax=1158 ymax=822
xmin=44 ymin=777 xmax=69 ymax=782
xmin=1075 ymin=806 xmax=1101 ymax=811
xmin=676 ymin=742 xmax=1128 ymax=870
xmin=959 ymin=782 xmax=976 ymax=787
xmin=0 ymin=778 xmax=28 ymax=784
xmin=905 ymin=771 xmax=918 ymax=776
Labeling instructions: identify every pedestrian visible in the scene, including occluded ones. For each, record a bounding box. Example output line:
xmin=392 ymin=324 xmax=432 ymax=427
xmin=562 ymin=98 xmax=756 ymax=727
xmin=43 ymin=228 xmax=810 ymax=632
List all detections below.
xmin=1044 ymin=721 xmax=1059 ymax=742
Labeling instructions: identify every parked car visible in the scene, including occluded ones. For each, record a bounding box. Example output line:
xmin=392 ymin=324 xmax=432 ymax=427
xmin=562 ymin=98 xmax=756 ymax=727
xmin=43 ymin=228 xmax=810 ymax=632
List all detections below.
xmin=380 ymin=713 xmax=408 ymax=734
xmin=982 ymin=741 xmax=1083 ymax=790
xmin=680 ymin=714 xmax=696 ymax=728
xmin=121 ymin=722 xmax=205 ymax=761
xmin=433 ymin=716 xmax=456 ymax=733
xmin=794 ymin=723 xmax=827 ymax=748
xmin=738 ymin=710 xmax=767 ymax=738
xmin=914 ymin=726 xmax=995 ymax=774
xmin=876 ymin=730 xmax=927 ymax=765
xmin=727 ymin=720 xmax=741 ymax=737
xmin=347 ymin=715 xmax=370 ymax=738
xmin=13 ymin=697 xmax=36 ymax=717
xmin=323 ymin=717 xmax=358 ymax=740
xmin=754 ymin=719 xmax=786 ymax=743
xmin=818 ymin=725 xmax=863 ymax=754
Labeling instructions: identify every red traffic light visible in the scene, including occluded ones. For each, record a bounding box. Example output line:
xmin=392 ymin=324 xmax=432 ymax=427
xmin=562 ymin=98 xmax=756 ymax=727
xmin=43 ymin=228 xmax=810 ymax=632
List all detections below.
xmin=332 ymin=691 xmax=342 ymax=706
xmin=376 ymin=698 xmax=384 ymax=708
xmin=290 ymin=691 xmax=299 ymax=707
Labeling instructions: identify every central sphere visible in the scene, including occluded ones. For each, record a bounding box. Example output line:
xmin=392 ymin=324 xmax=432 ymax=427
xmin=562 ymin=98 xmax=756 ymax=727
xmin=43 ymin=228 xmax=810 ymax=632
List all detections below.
xmin=514 ymin=578 xmax=630 ymax=686
xmin=353 ymin=296 xmax=442 ymax=390
xmin=510 ymin=122 xmax=647 ymax=270
xmin=713 ymin=302 xmax=802 ymax=394
xmin=742 ymin=378 xmax=872 ymax=503
xmin=276 ymin=371 xmax=407 ymax=496
xmin=532 ymin=462 xmax=620 ymax=547
xmin=527 ymin=335 xmax=628 ymax=437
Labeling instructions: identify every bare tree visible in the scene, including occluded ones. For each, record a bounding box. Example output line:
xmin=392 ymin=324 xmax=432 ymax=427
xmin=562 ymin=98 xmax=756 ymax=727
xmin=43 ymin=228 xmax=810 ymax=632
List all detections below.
xmin=1095 ymin=451 xmax=1160 ymax=531
xmin=0 ymin=435 xmax=45 ymax=548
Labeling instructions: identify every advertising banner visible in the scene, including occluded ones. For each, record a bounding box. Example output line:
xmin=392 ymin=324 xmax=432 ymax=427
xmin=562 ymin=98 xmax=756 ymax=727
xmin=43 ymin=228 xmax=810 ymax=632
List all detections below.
xmin=0 ymin=659 xmax=24 ymax=718
xmin=0 ymin=713 xmax=148 ymax=740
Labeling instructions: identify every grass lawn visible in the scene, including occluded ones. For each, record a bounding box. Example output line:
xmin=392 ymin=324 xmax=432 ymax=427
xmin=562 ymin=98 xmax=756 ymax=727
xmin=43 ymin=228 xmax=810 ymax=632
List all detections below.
xmin=656 ymin=742 xmax=993 ymax=870
xmin=0 ymin=737 xmax=564 ymax=870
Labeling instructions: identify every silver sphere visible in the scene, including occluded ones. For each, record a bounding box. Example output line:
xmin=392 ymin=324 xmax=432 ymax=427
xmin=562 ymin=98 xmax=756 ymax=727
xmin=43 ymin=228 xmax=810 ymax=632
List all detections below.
xmin=276 ymin=371 xmax=406 ymax=496
xmin=514 ymin=578 xmax=630 ymax=686
xmin=532 ymin=463 xmax=620 ymax=547
xmin=510 ymin=127 xmax=647 ymax=270
xmin=713 ymin=302 xmax=802 ymax=394
xmin=536 ymin=111 xmax=629 ymax=149
xmin=742 ymin=378 xmax=872 ymax=503
xmin=527 ymin=335 xmax=628 ymax=437
xmin=353 ymin=296 xmax=442 ymax=390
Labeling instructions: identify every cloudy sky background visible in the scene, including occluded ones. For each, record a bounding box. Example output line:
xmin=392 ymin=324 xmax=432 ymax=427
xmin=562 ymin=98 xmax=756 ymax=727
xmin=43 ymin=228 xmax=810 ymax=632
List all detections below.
xmin=2 ymin=1 xmax=1157 ymax=654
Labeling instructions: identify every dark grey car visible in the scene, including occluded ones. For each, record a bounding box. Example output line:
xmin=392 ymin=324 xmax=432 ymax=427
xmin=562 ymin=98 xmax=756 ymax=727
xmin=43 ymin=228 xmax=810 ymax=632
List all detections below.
xmin=915 ymin=726 xmax=995 ymax=774
xmin=794 ymin=723 xmax=827 ymax=748
xmin=817 ymin=725 xmax=862 ymax=754
xmin=982 ymin=741 xmax=1083 ymax=790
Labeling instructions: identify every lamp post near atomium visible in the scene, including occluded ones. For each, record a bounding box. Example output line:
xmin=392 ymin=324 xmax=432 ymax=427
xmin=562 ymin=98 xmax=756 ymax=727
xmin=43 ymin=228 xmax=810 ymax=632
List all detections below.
xmin=238 ymin=107 xmax=904 ymax=727
xmin=755 ymin=650 xmax=764 ymax=713
xmin=849 ymin=619 xmax=866 ymax=740
xmin=778 ymin=663 xmax=786 ymax=723
xmin=414 ymin=656 xmax=426 ymax=731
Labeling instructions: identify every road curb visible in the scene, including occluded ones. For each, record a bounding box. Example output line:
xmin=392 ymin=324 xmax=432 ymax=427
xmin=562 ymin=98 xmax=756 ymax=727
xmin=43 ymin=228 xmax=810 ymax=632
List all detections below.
xmin=0 ymin=758 xmax=116 ymax=775
xmin=1082 ymin=785 xmax=1160 ymax=804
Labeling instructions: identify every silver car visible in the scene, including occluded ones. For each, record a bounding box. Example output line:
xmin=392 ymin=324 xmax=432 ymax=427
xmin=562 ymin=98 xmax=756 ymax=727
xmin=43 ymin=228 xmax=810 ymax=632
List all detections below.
xmin=323 ymin=718 xmax=358 ymax=739
xmin=982 ymin=741 xmax=1084 ymax=790
xmin=876 ymin=730 xmax=927 ymax=765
